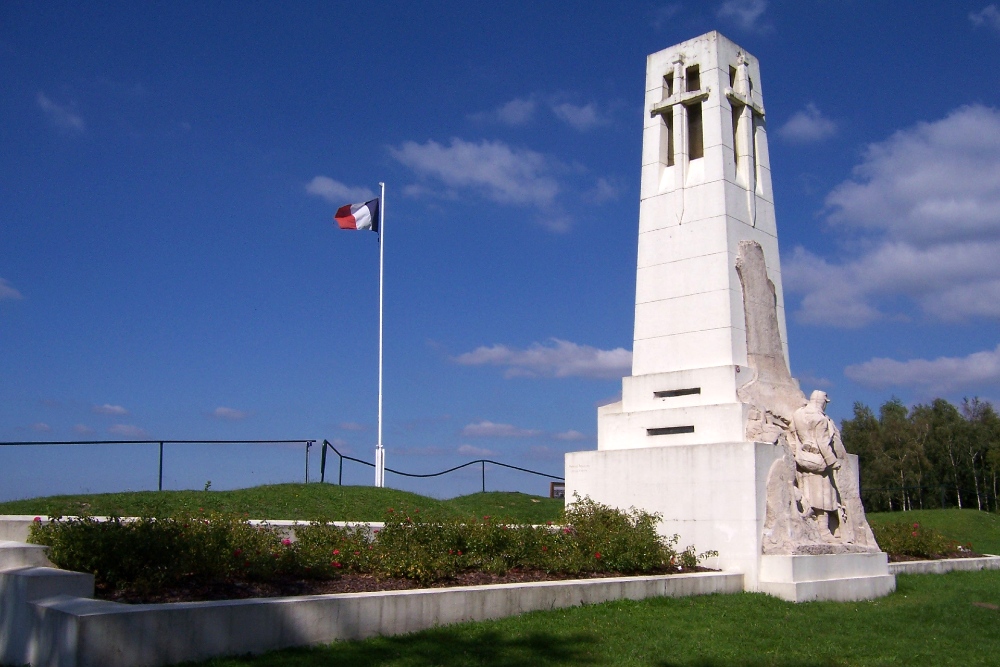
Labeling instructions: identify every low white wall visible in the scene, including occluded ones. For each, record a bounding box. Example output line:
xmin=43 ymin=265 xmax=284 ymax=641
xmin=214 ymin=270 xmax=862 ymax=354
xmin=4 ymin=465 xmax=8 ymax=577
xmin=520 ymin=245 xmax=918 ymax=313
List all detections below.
xmin=889 ymin=555 xmax=1000 ymax=575
xmin=2 ymin=559 xmax=742 ymax=667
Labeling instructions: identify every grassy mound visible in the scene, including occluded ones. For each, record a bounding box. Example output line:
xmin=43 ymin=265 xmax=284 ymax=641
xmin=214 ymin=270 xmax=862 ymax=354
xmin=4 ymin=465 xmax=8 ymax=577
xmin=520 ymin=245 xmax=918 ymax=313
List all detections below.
xmin=0 ymin=484 xmax=564 ymax=524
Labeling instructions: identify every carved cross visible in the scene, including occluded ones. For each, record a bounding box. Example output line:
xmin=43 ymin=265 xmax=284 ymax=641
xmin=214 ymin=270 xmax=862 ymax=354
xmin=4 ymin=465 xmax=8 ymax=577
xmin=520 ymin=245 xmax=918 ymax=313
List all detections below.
xmin=725 ymin=53 xmax=765 ymax=226
xmin=649 ymin=58 xmax=710 ymax=119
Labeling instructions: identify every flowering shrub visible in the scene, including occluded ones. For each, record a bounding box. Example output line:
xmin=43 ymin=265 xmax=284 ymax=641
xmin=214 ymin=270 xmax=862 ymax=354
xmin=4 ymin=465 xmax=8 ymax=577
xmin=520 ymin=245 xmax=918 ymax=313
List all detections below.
xmin=872 ymin=521 xmax=967 ymax=559
xmin=28 ymin=496 xmax=716 ymax=593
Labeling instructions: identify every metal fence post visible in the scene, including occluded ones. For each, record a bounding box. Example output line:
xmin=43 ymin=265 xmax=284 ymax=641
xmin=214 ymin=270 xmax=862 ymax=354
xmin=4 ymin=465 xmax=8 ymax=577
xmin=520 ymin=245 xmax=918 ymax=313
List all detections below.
xmin=481 ymin=460 xmax=485 ymax=493
xmin=305 ymin=441 xmax=311 ymax=483
xmin=158 ymin=442 xmax=164 ymax=491
xmin=320 ymin=441 xmax=328 ymax=484
xmin=339 ymin=453 xmax=343 ymax=486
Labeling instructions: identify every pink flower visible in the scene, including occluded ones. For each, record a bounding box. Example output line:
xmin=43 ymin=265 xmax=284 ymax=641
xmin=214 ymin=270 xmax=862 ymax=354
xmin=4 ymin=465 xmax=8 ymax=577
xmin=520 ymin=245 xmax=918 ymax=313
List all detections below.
xmin=542 ymin=546 xmax=548 ymax=552
xmin=332 ymin=562 xmax=342 ymax=568
xmin=912 ymin=531 xmax=918 ymax=537
xmin=332 ymin=549 xmax=340 ymax=555
xmin=546 ymin=521 xmax=553 ymax=526
xmin=913 ymin=523 xmax=919 ymax=529
xmin=281 ymin=538 xmax=292 ymax=546
xmin=457 ymin=550 xmax=462 ymax=556
xmin=595 ymin=552 xmax=601 ymax=559
xmin=33 ymin=517 xmax=41 ymax=523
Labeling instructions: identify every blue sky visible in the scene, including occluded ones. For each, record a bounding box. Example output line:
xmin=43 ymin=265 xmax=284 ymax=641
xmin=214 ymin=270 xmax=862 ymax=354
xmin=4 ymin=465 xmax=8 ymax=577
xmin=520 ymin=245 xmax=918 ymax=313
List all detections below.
xmin=2 ymin=1 xmax=999 ymax=500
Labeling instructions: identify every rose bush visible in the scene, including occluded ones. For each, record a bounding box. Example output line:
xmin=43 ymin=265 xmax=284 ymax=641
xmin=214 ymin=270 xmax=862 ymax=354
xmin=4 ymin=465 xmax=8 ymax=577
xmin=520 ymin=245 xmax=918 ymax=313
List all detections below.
xmin=29 ymin=496 xmax=716 ymax=594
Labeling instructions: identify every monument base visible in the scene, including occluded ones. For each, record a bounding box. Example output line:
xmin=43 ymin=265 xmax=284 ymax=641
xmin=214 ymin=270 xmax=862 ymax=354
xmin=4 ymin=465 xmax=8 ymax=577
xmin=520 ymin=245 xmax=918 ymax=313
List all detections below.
xmin=758 ymin=553 xmax=895 ymax=602
xmin=565 ymin=443 xmax=896 ymax=600
xmin=565 ymin=441 xmax=783 ymax=591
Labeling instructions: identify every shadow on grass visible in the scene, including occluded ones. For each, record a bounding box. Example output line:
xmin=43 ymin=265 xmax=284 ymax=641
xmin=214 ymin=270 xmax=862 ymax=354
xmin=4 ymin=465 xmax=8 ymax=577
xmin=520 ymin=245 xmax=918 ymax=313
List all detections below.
xmin=201 ymin=629 xmax=598 ymax=666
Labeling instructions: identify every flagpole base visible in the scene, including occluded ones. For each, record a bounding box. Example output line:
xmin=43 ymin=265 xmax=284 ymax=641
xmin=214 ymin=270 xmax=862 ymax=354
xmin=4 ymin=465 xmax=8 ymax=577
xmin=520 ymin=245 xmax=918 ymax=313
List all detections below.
xmin=374 ymin=446 xmax=385 ymax=488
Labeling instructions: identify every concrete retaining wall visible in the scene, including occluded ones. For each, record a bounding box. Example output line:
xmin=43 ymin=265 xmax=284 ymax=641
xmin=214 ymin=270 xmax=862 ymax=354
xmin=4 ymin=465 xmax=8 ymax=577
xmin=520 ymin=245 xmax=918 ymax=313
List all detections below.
xmin=2 ymin=558 xmax=742 ymax=667
xmin=889 ymin=555 xmax=1000 ymax=575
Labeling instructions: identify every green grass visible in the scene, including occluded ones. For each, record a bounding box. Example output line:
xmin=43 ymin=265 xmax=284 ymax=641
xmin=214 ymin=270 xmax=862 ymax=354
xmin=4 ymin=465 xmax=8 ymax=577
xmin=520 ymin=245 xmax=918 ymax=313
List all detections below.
xmin=867 ymin=508 xmax=1000 ymax=555
xmin=0 ymin=484 xmax=564 ymax=524
xmin=186 ymin=570 xmax=1000 ymax=666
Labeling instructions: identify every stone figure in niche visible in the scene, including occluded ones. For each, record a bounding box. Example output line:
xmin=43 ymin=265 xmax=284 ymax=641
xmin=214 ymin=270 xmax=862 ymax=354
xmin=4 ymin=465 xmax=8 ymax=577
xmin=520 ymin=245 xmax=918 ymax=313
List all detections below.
xmin=791 ymin=390 xmax=845 ymax=541
xmin=733 ymin=240 xmax=880 ymax=554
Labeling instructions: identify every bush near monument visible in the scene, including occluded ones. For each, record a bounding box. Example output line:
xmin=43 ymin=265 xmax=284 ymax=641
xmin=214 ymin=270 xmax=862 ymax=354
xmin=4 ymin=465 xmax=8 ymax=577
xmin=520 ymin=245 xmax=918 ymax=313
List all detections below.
xmin=871 ymin=520 xmax=976 ymax=560
xmin=28 ymin=496 xmax=715 ymax=600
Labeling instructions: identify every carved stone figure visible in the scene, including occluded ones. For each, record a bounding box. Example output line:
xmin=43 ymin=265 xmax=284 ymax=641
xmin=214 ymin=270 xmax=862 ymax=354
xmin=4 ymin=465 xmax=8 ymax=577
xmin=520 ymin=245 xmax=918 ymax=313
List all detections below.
xmin=791 ymin=390 xmax=844 ymax=540
xmin=734 ymin=242 xmax=880 ymax=555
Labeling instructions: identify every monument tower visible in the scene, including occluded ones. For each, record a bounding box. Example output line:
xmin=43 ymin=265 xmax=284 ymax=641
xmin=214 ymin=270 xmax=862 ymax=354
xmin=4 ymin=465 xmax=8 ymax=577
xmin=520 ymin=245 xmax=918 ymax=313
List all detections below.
xmin=566 ymin=32 xmax=893 ymax=601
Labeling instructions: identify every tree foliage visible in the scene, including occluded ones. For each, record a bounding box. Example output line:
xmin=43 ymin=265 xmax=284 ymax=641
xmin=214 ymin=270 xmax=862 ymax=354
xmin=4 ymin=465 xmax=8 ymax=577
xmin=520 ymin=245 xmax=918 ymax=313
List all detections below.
xmin=842 ymin=396 xmax=1000 ymax=512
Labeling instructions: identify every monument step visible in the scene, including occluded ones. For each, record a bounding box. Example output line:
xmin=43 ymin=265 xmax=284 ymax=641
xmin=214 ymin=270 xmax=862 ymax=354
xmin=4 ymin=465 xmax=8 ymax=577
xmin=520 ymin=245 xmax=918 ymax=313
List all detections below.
xmin=0 ymin=540 xmax=54 ymax=571
xmin=758 ymin=575 xmax=897 ymax=603
xmin=757 ymin=553 xmax=896 ymax=602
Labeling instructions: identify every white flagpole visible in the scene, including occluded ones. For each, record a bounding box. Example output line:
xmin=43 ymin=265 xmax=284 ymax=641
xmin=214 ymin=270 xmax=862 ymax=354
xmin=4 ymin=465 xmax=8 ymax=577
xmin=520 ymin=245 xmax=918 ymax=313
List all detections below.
xmin=375 ymin=182 xmax=386 ymax=487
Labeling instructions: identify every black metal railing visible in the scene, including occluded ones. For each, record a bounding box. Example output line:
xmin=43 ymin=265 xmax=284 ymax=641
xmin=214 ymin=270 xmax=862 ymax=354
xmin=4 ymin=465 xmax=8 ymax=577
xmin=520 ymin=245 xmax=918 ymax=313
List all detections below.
xmin=319 ymin=440 xmax=564 ymax=492
xmin=0 ymin=439 xmax=316 ymax=491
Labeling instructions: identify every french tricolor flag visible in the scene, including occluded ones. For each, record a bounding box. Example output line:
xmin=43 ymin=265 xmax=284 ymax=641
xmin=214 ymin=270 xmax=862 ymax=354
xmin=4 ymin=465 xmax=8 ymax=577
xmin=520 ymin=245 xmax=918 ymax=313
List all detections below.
xmin=334 ymin=198 xmax=380 ymax=232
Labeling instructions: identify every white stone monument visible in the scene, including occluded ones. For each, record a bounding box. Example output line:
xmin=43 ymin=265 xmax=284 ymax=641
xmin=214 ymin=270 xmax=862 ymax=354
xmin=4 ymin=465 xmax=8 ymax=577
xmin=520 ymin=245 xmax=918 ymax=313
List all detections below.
xmin=565 ymin=31 xmax=894 ymax=602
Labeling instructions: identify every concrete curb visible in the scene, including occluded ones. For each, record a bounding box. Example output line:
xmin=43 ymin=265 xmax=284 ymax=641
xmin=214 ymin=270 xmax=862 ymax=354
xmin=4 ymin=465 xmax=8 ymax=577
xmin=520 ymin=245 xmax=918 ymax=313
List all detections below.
xmin=889 ymin=555 xmax=1000 ymax=575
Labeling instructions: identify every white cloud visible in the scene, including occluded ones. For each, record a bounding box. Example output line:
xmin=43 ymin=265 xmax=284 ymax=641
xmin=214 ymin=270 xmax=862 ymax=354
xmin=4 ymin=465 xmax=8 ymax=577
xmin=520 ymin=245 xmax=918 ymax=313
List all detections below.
xmin=394 ymin=445 xmax=447 ymax=456
xmin=305 ymin=176 xmax=375 ymax=204
xmin=553 ymin=429 xmax=587 ymax=441
xmin=585 ymin=177 xmax=621 ymax=204
xmin=470 ymin=97 xmax=537 ymax=126
xmin=716 ymin=0 xmax=769 ymax=32
xmin=778 ymin=103 xmax=837 ymax=143
xmin=458 ymin=444 xmax=497 ymax=457
xmin=73 ymin=424 xmax=95 ymax=435
xmin=338 ymin=421 xmax=366 ymax=431
xmin=454 ymin=338 xmax=631 ymax=380
xmin=652 ymin=4 xmax=683 ymax=30
xmin=551 ymin=102 xmax=609 ymax=131
xmin=784 ymin=105 xmax=1000 ymax=326
xmin=461 ymin=421 xmax=543 ymax=438
xmin=36 ymin=92 xmax=84 ymax=133
xmin=970 ymin=5 xmax=1000 ymax=32
xmin=390 ymin=138 xmax=560 ymax=212
xmin=0 ymin=278 xmax=23 ymax=301
xmin=92 ymin=404 xmax=128 ymax=416
xmin=212 ymin=406 xmax=247 ymax=421
xmin=845 ymin=344 xmax=1000 ymax=395
xmin=497 ymin=98 xmax=536 ymax=125
xmin=31 ymin=422 xmax=51 ymax=432
xmin=108 ymin=424 xmax=147 ymax=438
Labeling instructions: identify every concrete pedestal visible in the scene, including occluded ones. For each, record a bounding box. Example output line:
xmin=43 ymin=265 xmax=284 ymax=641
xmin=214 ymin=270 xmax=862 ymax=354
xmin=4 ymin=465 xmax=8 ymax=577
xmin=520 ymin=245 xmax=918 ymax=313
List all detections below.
xmin=758 ymin=553 xmax=895 ymax=602
xmin=565 ymin=441 xmax=783 ymax=591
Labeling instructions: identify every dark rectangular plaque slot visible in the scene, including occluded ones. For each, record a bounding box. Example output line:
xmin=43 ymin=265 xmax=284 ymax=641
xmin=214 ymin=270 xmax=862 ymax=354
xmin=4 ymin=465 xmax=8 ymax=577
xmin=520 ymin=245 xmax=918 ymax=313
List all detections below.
xmin=653 ymin=387 xmax=701 ymax=398
xmin=647 ymin=426 xmax=695 ymax=436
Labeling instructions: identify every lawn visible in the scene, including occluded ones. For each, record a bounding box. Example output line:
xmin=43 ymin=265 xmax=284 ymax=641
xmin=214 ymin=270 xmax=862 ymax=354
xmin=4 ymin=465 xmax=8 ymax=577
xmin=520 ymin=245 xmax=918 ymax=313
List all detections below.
xmin=0 ymin=484 xmax=564 ymax=524
xmin=187 ymin=570 xmax=1000 ymax=666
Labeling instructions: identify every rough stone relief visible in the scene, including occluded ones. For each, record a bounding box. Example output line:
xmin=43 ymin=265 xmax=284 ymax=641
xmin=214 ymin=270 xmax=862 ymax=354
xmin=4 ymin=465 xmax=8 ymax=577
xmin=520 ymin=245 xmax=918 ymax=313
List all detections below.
xmin=735 ymin=240 xmax=879 ymax=555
